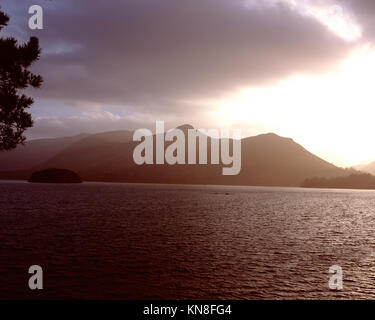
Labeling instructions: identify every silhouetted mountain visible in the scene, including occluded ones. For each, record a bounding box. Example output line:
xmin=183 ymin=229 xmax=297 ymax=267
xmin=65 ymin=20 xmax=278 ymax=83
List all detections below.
xmin=302 ymin=173 xmax=375 ymax=189
xmin=39 ymin=130 xmax=133 ymax=172
xmin=0 ymin=126 xmax=356 ymax=187
xmin=235 ymin=133 xmax=348 ymax=186
xmin=355 ymin=161 xmax=375 ymax=175
xmin=0 ymin=134 xmax=88 ymax=171
xmin=176 ymin=124 xmax=195 ymax=133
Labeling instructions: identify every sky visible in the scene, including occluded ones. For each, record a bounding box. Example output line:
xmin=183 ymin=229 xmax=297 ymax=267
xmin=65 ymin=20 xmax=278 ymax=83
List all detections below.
xmin=2 ymin=0 xmax=375 ymax=167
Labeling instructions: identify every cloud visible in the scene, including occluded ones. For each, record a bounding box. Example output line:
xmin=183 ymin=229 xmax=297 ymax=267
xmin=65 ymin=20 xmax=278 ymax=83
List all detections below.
xmin=6 ymin=0 xmax=375 ymax=149
xmin=3 ymin=0 xmax=353 ymax=111
xmin=26 ymin=107 xmax=233 ymax=139
xmin=26 ymin=112 xmax=141 ymax=139
xmin=340 ymin=0 xmax=375 ymax=41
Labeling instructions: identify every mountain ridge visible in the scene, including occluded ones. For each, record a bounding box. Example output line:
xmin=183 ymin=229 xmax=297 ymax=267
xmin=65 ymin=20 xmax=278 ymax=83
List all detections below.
xmin=0 ymin=125 xmax=357 ymax=187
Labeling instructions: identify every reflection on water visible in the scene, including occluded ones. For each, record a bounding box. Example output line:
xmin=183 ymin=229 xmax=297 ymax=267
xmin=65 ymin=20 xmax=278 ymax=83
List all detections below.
xmin=0 ymin=181 xmax=375 ymax=299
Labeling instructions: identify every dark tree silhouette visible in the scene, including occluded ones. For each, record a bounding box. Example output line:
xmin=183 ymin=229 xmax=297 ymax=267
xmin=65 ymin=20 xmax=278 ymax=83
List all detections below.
xmin=0 ymin=10 xmax=43 ymax=151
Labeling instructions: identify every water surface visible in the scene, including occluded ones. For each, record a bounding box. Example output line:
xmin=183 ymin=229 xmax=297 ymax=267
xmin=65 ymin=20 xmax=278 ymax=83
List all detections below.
xmin=0 ymin=181 xmax=374 ymax=299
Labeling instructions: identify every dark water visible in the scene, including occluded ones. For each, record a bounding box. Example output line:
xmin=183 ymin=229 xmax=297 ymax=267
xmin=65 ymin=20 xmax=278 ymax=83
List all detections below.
xmin=1 ymin=180 xmax=375 ymax=299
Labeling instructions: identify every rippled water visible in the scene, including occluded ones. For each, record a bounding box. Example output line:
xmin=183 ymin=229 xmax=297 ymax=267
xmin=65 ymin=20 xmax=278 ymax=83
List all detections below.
xmin=1 ymin=180 xmax=375 ymax=299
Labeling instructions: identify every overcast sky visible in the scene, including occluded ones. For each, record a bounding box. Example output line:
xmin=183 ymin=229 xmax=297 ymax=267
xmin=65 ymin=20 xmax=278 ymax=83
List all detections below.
xmin=2 ymin=0 xmax=375 ymax=166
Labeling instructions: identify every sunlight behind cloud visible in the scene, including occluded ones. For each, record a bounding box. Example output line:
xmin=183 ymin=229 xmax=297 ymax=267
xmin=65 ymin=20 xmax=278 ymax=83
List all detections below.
xmin=213 ymin=45 xmax=375 ymax=167
xmin=248 ymin=0 xmax=363 ymax=42
xmin=307 ymin=4 xmax=362 ymax=42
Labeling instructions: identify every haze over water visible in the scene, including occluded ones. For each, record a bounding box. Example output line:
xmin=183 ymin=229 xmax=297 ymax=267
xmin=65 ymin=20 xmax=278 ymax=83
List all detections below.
xmin=1 ymin=181 xmax=374 ymax=299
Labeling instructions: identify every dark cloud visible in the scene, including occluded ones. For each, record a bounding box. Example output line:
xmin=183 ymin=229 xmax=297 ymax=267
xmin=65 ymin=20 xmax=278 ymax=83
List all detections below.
xmin=3 ymin=0 xmax=352 ymax=113
xmin=8 ymin=0 xmax=375 ymax=142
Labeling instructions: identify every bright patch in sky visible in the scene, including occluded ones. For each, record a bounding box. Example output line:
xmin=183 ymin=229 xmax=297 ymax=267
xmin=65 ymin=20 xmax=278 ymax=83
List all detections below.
xmin=253 ymin=0 xmax=363 ymax=42
xmin=213 ymin=45 xmax=375 ymax=167
xmin=307 ymin=4 xmax=362 ymax=42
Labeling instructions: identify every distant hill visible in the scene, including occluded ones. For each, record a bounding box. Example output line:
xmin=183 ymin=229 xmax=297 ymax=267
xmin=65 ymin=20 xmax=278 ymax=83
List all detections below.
xmin=231 ymin=133 xmax=350 ymax=186
xmin=355 ymin=161 xmax=375 ymax=175
xmin=0 ymin=134 xmax=88 ymax=171
xmin=39 ymin=130 xmax=134 ymax=172
xmin=0 ymin=126 xmax=356 ymax=187
xmin=302 ymin=173 xmax=375 ymax=189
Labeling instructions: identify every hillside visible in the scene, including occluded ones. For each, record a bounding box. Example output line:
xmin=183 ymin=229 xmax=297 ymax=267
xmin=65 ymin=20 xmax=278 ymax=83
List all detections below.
xmin=355 ymin=161 xmax=375 ymax=175
xmin=39 ymin=130 xmax=134 ymax=172
xmin=0 ymin=127 xmax=354 ymax=187
xmin=0 ymin=134 xmax=88 ymax=171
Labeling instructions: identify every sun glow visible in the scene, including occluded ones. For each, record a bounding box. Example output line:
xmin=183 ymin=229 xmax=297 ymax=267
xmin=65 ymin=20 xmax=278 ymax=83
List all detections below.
xmin=213 ymin=45 xmax=375 ymax=167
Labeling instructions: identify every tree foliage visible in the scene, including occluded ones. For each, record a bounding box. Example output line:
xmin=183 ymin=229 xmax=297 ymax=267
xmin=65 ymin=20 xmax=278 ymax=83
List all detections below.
xmin=0 ymin=10 xmax=43 ymax=151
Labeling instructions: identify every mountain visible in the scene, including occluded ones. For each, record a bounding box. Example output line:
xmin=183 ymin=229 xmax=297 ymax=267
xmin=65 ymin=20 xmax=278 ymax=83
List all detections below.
xmin=355 ymin=161 xmax=375 ymax=175
xmin=39 ymin=130 xmax=134 ymax=172
xmin=234 ymin=133 xmax=347 ymax=186
xmin=88 ymin=131 xmax=346 ymax=186
xmin=0 ymin=134 xmax=88 ymax=171
xmin=0 ymin=126 xmax=353 ymax=187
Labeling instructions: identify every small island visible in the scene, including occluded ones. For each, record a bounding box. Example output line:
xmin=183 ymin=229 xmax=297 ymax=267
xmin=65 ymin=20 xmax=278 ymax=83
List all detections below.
xmin=28 ymin=168 xmax=82 ymax=184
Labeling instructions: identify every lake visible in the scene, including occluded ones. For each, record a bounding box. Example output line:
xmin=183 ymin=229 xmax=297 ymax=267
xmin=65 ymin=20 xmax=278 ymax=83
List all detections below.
xmin=0 ymin=180 xmax=374 ymax=299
